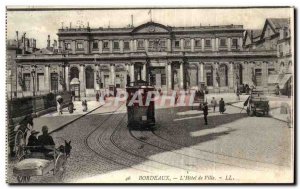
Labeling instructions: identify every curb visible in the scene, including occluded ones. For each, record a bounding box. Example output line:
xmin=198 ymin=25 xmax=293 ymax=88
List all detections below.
xmin=49 ymin=103 xmax=105 ymax=134
xmin=228 ymin=102 xmax=289 ymax=124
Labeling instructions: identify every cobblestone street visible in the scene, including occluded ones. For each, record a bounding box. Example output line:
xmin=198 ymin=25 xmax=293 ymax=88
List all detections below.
xmin=7 ymin=95 xmax=293 ymax=183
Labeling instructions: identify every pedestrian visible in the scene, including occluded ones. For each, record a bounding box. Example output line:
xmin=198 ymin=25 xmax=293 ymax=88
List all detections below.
xmin=82 ymin=100 xmax=88 ymax=112
xmin=203 ymin=102 xmax=208 ymax=125
xmin=27 ymin=130 xmax=41 ymax=152
xmin=38 ymin=126 xmax=55 ymax=157
xmin=275 ymin=84 xmax=280 ymax=96
xmin=236 ymin=90 xmax=240 ymax=101
xmin=211 ymin=97 xmax=217 ymax=112
xmin=68 ymin=101 xmax=75 ymax=114
xmin=219 ymin=98 xmax=226 ymax=114
xmin=57 ymin=97 xmax=63 ymax=115
xmin=96 ymin=91 xmax=100 ymax=102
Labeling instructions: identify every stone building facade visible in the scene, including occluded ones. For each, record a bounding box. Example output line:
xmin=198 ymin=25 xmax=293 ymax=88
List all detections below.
xmin=14 ymin=21 xmax=283 ymax=97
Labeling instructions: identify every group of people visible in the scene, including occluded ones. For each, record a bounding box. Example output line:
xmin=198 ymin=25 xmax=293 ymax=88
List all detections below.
xmin=201 ymin=97 xmax=226 ymax=125
xmin=57 ymin=97 xmax=90 ymax=115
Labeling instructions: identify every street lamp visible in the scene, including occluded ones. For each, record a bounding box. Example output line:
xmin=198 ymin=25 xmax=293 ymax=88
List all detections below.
xmin=31 ymin=69 xmax=36 ymax=113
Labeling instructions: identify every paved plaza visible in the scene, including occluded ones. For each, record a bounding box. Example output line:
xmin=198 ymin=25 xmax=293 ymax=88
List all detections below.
xmin=7 ymin=94 xmax=293 ymax=183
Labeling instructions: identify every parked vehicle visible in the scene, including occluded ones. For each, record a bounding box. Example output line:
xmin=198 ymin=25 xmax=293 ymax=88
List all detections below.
xmin=246 ymin=90 xmax=269 ymax=116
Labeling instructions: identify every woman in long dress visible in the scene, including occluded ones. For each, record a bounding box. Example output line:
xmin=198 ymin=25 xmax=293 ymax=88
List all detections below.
xmin=219 ymin=98 xmax=225 ymax=114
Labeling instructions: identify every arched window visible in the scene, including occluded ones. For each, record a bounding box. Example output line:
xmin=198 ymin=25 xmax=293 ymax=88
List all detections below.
xmin=280 ymin=62 xmax=285 ymax=73
xmin=219 ymin=64 xmax=228 ymax=87
xmin=85 ymin=66 xmax=94 ymax=89
xmin=205 ymin=65 xmax=214 ymax=86
xmin=70 ymin=67 xmax=79 ymax=80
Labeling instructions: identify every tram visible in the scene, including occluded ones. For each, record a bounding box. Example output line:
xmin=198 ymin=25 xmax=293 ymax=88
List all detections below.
xmin=126 ymin=80 xmax=156 ymax=130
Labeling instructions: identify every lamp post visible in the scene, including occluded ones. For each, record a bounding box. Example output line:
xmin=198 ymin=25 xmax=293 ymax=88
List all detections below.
xmin=31 ymin=69 xmax=36 ymax=113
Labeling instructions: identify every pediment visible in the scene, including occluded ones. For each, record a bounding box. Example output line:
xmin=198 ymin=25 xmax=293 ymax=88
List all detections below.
xmin=132 ymin=22 xmax=171 ymax=34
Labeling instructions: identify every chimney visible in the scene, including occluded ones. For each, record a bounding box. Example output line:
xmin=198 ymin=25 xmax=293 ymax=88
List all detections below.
xmin=131 ymin=15 xmax=134 ymax=27
xmin=22 ymin=32 xmax=26 ymax=55
xmin=70 ymin=22 xmax=72 ymax=29
xmin=47 ymin=35 xmax=50 ymax=48
xmin=16 ymin=31 xmax=19 ymax=48
xmin=53 ymin=40 xmax=57 ymax=49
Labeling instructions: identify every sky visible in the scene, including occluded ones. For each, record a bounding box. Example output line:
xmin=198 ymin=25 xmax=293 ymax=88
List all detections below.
xmin=6 ymin=7 xmax=293 ymax=49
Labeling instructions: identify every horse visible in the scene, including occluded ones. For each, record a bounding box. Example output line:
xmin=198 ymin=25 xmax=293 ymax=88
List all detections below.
xmin=57 ymin=140 xmax=72 ymax=157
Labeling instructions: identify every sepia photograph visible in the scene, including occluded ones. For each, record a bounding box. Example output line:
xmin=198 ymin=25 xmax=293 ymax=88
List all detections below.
xmin=5 ymin=6 xmax=294 ymax=184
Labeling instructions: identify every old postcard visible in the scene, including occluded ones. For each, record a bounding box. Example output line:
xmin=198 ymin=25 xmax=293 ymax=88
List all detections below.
xmin=6 ymin=6 xmax=294 ymax=184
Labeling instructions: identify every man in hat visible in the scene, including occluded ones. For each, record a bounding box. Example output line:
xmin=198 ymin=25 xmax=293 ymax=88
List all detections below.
xmin=38 ymin=126 xmax=55 ymax=148
xmin=203 ymin=102 xmax=208 ymax=125
xmin=27 ymin=130 xmax=40 ymax=147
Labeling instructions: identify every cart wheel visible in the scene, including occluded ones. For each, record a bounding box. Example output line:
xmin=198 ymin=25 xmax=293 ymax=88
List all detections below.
xmin=17 ymin=176 xmax=30 ymax=183
xmin=14 ymin=131 xmax=25 ymax=161
xmin=54 ymin=154 xmax=67 ymax=182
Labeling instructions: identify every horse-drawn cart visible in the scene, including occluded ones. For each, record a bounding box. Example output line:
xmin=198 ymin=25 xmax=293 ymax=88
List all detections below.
xmin=13 ymin=142 xmax=71 ymax=183
xmin=246 ymin=89 xmax=269 ymax=117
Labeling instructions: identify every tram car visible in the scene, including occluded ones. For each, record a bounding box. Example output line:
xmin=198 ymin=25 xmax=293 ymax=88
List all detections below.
xmin=126 ymin=80 xmax=156 ymax=130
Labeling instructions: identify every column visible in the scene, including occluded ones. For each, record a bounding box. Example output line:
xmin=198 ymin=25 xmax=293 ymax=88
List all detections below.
xmin=179 ymin=62 xmax=184 ymax=89
xmin=142 ymin=63 xmax=147 ymax=81
xmin=227 ymin=38 xmax=231 ymax=51
xmin=133 ymin=40 xmax=137 ymax=51
xmin=99 ymin=40 xmax=103 ymax=53
xmin=84 ymin=40 xmax=89 ymax=54
xmin=167 ymin=62 xmax=172 ymax=89
xmin=167 ymin=39 xmax=171 ymax=52
xmin=199 ymin=62 xmax=204 ymax=82
xmin=79 ymin=64 xmax=85 ymax=93
xmin=243 ymin=61 xmax=249 ymax=85
xmin=239 ymin=37 xmax=243 ymax=50
xmin=145 ymin=39 xmax=149 ymax=52
xmin=262 ymin=61 xmax=268 ymax=88
xmin=58 ymin=65 xmax=63 ymax=91
xmin=228 ymin=62 xmax=234 ymax=89
xmin=130 ymin=63 xmax=135 ymax=82
xmin=120 ymin=40 xmax=124 ymax=53
xmin=212 ymin=38 xmax=216 ymax=52
xmin=215 ymin=38 xmax=219 ymax=51
xmin=213 ymin=62 xmax=219 ymax=88
xmin=180 ymin=39 xmax=184 ymax=51
xmin=191 ymin=38 xmax=195 ymax=52
xmin=201 ymin=39 xmax=205 ymax=52
xmin=95 ymin=64 xmax=100 ymax=90
xmin=130 ymin=40 xmax=134 ymax=52
xmin=65 ymin=65 xmax=70 ymax=91
xmin=109 ymin=40 xmax=113 ymax=53
xmin=72 ymin=40 xmax=76 ymax=54
xmin=44 ymin=65 xmax=50 ymax=92
xmin=110 ymin=64 xmax=115 ymax=85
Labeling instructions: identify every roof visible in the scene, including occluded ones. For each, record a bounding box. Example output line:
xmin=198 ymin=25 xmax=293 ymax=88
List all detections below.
xmin=33 ymin=48 xmax=54 ymax=55
xmin=58 ymin=21 xmax=244 ymax=35
xmin=268 ymin=18 xmax=290 ymax=30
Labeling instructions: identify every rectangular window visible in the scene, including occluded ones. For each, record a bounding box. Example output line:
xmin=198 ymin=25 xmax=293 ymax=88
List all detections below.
xmin=23 ymin=73 xmax=31 ymax=91
xmin=195 ymin=40 xmax=201 ymax=47
xmin=255 ymin=69 xmax=262 ymax=86
xmin=205 ymin=39 xmax=211 ymax=48
xmin=65 ymin=43 xmax=71 ymax=50
xmin=137 ymin=40 xmax=144 ymax=49
xmin=160 ymin=40 xmax=166 ymax=47
xmin=37 ymin=73 xmax=44 ymax=91
xmin=50 ymin=73 xmax=58 ymax=92
xmin=92 ymin=41 xmax=98 ymax=49
xmin=113 ymin=41 xmax=120 ymax=49
xmin=185 ymin=39 xmax=191 ymax=48
xmin=124 ymin=41 xmax=130 ymax=50
xmin=232 ymin=38 xmax=238 ymax=49
xmin=175 ymin=40 xmax=180 ymax=48
xmin=220 ymin=38 xmax=227 ymax=47
xmin=103 ymin=41 xmax=109 ymax=49
xmin=268 ymin=68 xmax=275 ymax=75
xmin=76 ymin=42 xmax=83 ymax=50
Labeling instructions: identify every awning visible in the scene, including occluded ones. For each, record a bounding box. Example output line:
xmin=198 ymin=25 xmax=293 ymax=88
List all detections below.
xmin=268 ymin=74 xmax=279 ymax=84
xmin=279 ymin=74 xmax=292 ymax=89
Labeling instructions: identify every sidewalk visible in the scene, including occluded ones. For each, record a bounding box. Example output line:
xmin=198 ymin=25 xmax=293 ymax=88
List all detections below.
xmin=33 ymin=100 xmax=105 ymax=134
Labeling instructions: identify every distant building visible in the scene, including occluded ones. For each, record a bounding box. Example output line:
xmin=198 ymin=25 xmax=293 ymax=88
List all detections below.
xmin=6 ymin=32 xmax=38 ymax=98
xmin=244 ymin=18 xmax=292 ymax=96
xmin=13 ymin=19 xmax=292 ymax=97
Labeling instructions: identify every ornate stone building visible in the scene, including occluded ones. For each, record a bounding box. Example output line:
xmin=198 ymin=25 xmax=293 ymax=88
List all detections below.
xmin=15 ymin=21 xmax=280 ymax=97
